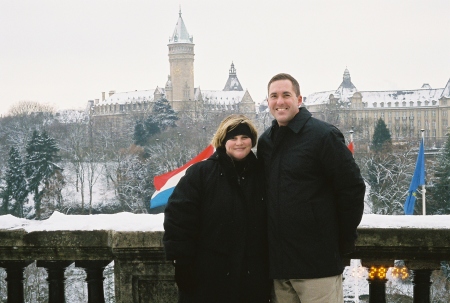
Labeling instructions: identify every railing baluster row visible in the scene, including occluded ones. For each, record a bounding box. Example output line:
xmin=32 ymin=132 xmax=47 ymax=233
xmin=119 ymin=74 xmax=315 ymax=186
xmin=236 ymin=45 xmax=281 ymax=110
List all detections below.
xmin=0 ymin=260 xmax=111 ymax=303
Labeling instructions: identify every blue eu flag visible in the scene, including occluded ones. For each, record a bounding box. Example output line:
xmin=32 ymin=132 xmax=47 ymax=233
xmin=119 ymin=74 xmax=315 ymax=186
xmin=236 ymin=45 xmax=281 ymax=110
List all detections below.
xmin=404 ymin=138 xmax=425 ymax=215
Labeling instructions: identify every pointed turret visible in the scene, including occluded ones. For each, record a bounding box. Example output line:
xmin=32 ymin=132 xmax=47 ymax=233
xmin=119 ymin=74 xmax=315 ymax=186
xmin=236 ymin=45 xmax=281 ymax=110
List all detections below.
xmin=223 ymin=62 xmax=244 ymax=91
xmin=169 ymin=8 xmax=193 ymax=43
xmin=442 ymin=78 xmax=450 ymax=98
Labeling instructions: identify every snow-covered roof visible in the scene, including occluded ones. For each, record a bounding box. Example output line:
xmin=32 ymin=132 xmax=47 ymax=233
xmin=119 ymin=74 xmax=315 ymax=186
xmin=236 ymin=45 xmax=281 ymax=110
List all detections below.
xmin=99 ymin=89 xmax=158 ymax=105
xmin=359 ymin=88 xmax=444 ymax=108
xmin=201 ymin=90 xmax=246 ymax=105
xmin=1 ymin=211 xmax=450 ymax=232
xmin=305 ymin=69 xmax=449 ymax=108
xmin=305 ymin=90 xmax=334 ymax=105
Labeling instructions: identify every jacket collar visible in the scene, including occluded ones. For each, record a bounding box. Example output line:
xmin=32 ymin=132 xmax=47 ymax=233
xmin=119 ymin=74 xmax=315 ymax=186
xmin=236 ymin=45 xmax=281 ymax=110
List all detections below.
xmin=270 ymin=107 xmax=312 ymax=134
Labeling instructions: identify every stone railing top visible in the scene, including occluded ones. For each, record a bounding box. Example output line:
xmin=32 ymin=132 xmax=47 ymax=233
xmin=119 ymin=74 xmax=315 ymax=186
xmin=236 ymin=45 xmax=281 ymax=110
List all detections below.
xmin=0 ymin=212 xmax=449 ymax=267
xmin=0 ymin=211 xmax=165 ymax=232
xmin=1 ymin=212 xmax=450 ymax=232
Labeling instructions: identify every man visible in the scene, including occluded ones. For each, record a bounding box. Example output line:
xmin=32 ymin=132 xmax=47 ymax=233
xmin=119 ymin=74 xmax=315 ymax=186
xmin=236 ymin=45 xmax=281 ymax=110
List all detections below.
xmin=257 ymin=73 xmax=365 ymax=303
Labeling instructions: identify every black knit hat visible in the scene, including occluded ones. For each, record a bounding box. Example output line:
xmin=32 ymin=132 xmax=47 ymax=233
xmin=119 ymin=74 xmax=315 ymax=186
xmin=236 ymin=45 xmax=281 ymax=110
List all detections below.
xmin=223 ymin=123 xmax=254 ymax=146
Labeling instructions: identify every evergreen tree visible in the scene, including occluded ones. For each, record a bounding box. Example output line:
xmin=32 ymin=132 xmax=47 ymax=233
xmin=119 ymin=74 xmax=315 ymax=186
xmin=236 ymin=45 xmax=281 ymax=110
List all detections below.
xmin=144 ymin=115 xmax=161 ymax=137
xmin=152 ymin=97 xmax=178 ymax=130
xmin=372 ymin=118 xmax=392 ymax=152
xmin=133 ymin=121 xmax=147 ymax=146
xmin=0 ymin=147 xmax=28 ymax=217
xmin=24 ymin=130 xmax=61 ymax=219
xmin=430 ymin=134 xmax=450 ymax=214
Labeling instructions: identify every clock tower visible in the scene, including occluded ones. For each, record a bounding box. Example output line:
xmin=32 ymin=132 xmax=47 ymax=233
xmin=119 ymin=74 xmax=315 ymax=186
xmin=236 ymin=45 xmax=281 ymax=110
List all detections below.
xmin=167 ymin=9 xmax=195 ymax=110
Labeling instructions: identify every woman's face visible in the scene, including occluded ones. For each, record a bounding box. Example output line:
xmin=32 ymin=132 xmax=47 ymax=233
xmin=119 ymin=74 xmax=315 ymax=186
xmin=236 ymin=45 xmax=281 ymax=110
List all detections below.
xmin=225 ymin=134 xmax=252 ymax=161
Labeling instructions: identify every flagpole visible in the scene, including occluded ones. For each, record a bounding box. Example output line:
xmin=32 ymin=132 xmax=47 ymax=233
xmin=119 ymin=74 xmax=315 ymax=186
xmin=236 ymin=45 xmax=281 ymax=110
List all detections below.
xmin=421 ymin=129 xmax=426 ymax=216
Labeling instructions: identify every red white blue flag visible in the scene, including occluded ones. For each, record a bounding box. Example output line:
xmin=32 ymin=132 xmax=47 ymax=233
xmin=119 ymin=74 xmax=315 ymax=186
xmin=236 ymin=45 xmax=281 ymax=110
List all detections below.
xmin=150 ymin=145 xmax=215 ymax=208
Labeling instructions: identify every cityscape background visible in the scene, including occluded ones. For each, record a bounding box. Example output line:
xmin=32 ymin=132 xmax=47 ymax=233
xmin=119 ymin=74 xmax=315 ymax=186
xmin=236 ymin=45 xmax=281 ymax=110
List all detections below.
xmin=1 ymin=0 xmax=450 ymax=116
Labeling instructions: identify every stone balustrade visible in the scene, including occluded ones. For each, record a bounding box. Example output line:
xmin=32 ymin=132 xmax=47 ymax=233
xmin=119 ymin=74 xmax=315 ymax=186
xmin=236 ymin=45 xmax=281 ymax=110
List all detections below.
xmin=0 ymin=219 xmax=449 ymax=302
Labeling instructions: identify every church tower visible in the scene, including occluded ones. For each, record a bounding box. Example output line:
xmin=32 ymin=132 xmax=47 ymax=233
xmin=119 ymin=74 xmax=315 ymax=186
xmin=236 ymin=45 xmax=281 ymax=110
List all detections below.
xmin=168 ymin=9 xmax=195 ymax=111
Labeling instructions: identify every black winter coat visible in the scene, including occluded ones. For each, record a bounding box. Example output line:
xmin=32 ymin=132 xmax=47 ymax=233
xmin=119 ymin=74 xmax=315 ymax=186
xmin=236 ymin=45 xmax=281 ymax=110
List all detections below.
xmin=257 ymin=108 xmax=365 ymax=279
xmin=163 ymin=149 xmax=270 ymax=303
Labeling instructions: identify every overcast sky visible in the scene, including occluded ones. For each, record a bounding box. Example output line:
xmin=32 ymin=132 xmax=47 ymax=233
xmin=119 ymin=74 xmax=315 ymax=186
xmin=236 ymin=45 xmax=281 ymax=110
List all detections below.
xmin=1 ymin=0 xmax=449 ymax=116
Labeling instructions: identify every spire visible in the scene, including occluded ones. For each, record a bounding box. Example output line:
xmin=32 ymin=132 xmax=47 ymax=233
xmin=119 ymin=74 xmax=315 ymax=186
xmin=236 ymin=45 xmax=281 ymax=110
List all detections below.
xmin=229 ymin=62 xmax=236 ymax=76
xmin=169 ymin=8 xmax=193 ymax=44
xmin=338 ymin=67 xmax=357 ymax=90
xmin=335 ymin=67 xmax=357 ymax=102
xmin=223 ymin=62 xmax=243 ymax=91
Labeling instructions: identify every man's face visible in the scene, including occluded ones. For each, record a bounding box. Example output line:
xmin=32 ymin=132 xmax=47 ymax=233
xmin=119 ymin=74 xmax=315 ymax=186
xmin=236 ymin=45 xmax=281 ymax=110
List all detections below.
xmin=268 ymin=79 xmax=302 ymax=126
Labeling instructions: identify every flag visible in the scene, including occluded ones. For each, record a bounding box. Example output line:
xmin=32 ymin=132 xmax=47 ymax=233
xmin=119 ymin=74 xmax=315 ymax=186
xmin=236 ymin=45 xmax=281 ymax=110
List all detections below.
xmin=347 ymin=141 xmax=354 ymax=155
xmin=150 ymin=145 xmax=215 ymax=208
xmin=404 ymin=138 xmax=425 ymax=215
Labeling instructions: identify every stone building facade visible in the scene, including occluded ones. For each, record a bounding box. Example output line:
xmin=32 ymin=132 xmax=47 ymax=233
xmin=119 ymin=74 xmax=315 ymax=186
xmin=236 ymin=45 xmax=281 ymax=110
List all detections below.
xmin=305 ymin=69 xmax=450 ymax=146
xmin=89 ymin=10 xmax=256 ymax=126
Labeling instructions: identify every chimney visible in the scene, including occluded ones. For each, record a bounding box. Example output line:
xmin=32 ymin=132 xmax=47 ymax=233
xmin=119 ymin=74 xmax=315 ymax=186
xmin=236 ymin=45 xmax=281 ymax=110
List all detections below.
xmin=102 ymin=92 xmax=106 ymax=101
xmin=95 ymin=99 xmax=99 ymax=105
xmin=109 ymin=90 xmax=115 ymax=97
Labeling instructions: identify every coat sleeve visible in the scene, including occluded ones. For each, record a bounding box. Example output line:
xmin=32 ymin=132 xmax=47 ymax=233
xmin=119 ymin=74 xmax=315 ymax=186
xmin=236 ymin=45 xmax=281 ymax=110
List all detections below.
xmin=163 ymin=164 xmax=204 ymax=262
xmin=320 ymin=127 xmax=366 ymax=254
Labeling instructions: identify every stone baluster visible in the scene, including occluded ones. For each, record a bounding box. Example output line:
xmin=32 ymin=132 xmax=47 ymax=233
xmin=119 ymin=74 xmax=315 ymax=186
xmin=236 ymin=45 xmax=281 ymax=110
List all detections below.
xmin=411 ymin=269 xmax=433 ymax=303
xmin=0 ymin=261 xmax=33 ymax=303
xmin=361 ymin=261 xmax=389 ymax=303
xmin=37 ymin=260 xmax=73 ymax=303
xmin=75 ymin=260 xmax=112 ymax=303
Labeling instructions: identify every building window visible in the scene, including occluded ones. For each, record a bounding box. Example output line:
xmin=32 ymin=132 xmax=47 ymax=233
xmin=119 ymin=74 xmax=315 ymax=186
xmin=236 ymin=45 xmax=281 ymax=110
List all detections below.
xmin=402 ymin=101 xmax=406 ymax=107
xmin=395 ymin=102 xmax=399 ymax=107
xmin=388 ymin=102 xmax=392 ymax=107
xmin=410 ymin=101 xmax=414 ymax=106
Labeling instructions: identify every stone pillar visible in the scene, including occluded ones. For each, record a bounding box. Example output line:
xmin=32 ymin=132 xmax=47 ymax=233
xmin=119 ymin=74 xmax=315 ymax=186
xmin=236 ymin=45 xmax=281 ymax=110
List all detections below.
xmin=37 ymin=260 xmax=73 ymax=303
xmin=75 ymin=260 xmax=112 ymax=303
xmin=112 ymin=231 xmax=178 ymax=303
xmin=0 ymin=261 xmax=33 ymax=303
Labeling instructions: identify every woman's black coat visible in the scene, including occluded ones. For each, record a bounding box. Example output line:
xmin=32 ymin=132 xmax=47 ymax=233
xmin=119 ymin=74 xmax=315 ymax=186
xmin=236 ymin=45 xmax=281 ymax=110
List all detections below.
xmin=163 ymin=149 xmax=270 ymax=303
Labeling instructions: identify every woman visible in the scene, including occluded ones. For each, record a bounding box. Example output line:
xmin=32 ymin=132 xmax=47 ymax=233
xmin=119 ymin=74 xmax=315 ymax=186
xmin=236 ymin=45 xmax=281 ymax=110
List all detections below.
xmin=163 ymin=114 xmax=270 ymax=303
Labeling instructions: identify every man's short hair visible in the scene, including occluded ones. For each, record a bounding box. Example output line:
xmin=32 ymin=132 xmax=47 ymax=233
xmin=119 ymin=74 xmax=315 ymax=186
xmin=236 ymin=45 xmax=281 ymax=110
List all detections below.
xmin=268 ymin=73 xmax=301 ymax=97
